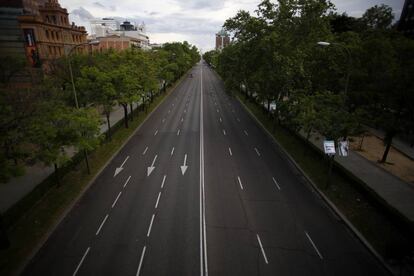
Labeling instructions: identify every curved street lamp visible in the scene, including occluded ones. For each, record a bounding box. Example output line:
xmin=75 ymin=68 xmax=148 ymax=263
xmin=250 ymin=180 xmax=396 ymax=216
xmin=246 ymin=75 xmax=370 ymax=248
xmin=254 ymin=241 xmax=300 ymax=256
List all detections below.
xmin=67 ymin=40 xmax=100 ymax=109
xmin=317 ymin=41 xmax=352 ymax=96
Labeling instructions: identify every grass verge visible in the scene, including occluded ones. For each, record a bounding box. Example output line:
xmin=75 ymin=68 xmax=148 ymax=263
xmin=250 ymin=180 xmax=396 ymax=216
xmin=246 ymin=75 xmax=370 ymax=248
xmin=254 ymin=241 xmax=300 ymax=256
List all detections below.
xmin=0 ymin=78 xmax=183 ymax=275
xmin=237 ymin=94 xmax=410 ymax=262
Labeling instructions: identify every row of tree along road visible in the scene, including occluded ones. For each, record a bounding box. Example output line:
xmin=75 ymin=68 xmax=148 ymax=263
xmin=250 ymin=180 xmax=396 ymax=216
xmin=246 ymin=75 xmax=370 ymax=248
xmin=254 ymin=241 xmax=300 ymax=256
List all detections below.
xmin=203 ymin=0 xmax=414 ymax=171
xmin=0 ymin=42 xmax=200 ymax=184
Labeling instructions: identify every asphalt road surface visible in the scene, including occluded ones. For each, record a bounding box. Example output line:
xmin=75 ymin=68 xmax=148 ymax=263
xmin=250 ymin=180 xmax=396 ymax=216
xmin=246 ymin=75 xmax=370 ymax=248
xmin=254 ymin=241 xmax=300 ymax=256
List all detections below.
xmin=23 ymin=61 xmax=388 ymax=276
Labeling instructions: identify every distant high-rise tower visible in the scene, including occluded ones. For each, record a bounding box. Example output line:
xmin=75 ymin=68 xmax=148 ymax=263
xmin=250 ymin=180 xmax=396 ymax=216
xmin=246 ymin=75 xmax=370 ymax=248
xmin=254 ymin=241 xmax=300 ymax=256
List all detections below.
xmin=215 ymin=29 xmax=230 ymax=51
xmin=398 ymin=0 xmax=414 ymax=37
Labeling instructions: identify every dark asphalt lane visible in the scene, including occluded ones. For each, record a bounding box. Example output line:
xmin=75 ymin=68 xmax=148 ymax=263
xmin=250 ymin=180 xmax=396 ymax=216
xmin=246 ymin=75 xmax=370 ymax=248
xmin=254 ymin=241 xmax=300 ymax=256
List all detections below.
xmin=23 ymin=60 xmax=388 ymax=276
xmin=23 ymin=66 xmax=202 ymax=276
xmin=202 ymin=64 xmax=388 ymax=276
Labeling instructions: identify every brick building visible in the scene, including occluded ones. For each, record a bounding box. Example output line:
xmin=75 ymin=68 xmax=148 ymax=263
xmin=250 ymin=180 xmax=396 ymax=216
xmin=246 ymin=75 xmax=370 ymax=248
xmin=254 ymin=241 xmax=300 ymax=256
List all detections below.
xmin=215 ymin=29 xmax=230 ymax=51
xmin=0 ymin=0 xmax=88 ymax=68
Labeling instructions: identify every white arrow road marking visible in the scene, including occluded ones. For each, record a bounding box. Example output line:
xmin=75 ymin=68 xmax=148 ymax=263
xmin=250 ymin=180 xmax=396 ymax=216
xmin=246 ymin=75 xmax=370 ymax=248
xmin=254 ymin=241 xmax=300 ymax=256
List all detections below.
xmin=305 ymin=231 xmax=323 ymax=259
xmin=181 ymin=154 xmax=188 ymax=175
xmin=142 ymin=147 xmax=148 ymax=155
xmin=256 ymin=234 xmax=269 ymax=264
xmin=254 ymin=148 xmax=261 ymax=156
xmin=272 ymin=177 xmax=281 ymax=190
xmin=114 ymin=156 xmax=129 ymax=177
xmin=136 ymin=246 xmax=146 ymax=276
xmin=147 ymin=155 xmax=157 ymax=176
xmin=73 ymin=247 xmax=90 ymax=276
xmin=237 ymin=176 xmax=244 ymax=190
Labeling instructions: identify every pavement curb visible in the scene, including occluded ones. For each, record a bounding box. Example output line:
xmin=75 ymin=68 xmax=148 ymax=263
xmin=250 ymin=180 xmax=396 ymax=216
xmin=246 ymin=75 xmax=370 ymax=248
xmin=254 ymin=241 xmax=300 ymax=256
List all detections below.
xmin=236 ymin=95 xmax=395 ymax=276
xmin=16 ymin=73 xmax=188 ymax=276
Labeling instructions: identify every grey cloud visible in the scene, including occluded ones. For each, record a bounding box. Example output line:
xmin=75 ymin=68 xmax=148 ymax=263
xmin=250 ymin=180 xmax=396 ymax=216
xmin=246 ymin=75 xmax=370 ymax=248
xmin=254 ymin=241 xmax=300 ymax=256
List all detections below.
xmin=173 ymin=0 xmax=228 ymax=11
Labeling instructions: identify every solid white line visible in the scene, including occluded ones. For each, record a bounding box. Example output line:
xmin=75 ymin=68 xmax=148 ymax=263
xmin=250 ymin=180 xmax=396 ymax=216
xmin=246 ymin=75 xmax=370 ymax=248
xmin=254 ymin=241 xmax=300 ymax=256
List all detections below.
xmin=256 ymin=234 xmax=269 ymax=264
xmin=123 ymin=175 xmax=131 ymax=188
xmin=255 ymin=147 xmax=261 ymax=157
xmin=155 ymin=192 xmax=161 ymax=209
xmin=161 ymin=175 xmax=167 ymax=188
xmin=96 ymin=214 xmax=109 ymax=235
xmin=272 ymin=177 xmax=281 ymax=190
xmin=147 ymin=214 xmax=155 ymax=237
xmin=228 ymin=147 xmax=232 ymax=156
xmin=244 ymin=130 xmax=248 ymax=136
xmin=200 ymin=63 xmax=208 ymax=276
xmin=154 ymin=130 xmax=158 ymax=136
xmin=73 ymin=247 xmax=90 ymax=276
xmin=219 ymin=117 xmax=222 ymax=123
xmin=305 ymin=231 xmax=323 ymax=259
xmin=177 ymin=129 xmax=180 ymax=136
xmin=142 ymin=147 xmax=148 ymax=155
xmin=237 ymin=176 xmax=244 ymax=190
xmin=136 ymin=246 xmax=146 ymax=276
xmin=223 ymin=129 xmax=226 ymax=136
xmin=171 ymin=147 xmax=175 ymax=156
xmin=111 ymin=191 xmax=122 ymax=208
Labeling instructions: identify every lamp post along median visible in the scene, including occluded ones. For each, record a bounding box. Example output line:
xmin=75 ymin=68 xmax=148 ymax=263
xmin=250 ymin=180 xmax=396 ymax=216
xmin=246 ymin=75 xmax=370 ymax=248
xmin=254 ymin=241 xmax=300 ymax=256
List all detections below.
xmin=66 ymin=40 xmax=100 ymax=174
xmin=317 ymin=41 xmax=352 ymax=96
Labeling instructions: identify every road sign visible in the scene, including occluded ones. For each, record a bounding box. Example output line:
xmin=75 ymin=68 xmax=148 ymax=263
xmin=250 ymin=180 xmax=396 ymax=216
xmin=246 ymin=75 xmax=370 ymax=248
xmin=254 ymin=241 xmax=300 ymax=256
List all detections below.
xmin=323 ymin=140 xmax=336 ymax=155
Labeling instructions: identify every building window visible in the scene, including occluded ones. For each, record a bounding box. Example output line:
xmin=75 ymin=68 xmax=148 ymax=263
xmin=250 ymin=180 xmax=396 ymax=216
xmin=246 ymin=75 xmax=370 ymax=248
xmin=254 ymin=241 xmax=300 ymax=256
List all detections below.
xmin=46 ymin=15 xmax=50 ymax=22
xmin=45 ymin=30 xmax=49 ymax=39
xmin=52 ymin=15 xmax=57 ymax=24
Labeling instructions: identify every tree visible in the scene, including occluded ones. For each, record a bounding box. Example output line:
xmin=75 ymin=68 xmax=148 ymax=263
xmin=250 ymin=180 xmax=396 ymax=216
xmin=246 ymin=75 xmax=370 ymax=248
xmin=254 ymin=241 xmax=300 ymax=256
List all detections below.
xmin=361 ymin=4 xmax=394 ymax=30
xmin=77 ymin=66 xmax=116 ymax=139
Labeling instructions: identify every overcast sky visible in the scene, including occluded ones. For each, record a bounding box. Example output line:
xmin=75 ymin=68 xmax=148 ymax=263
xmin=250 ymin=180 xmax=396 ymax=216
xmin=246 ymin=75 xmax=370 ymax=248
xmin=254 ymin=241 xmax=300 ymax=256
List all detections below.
xmin=61 ymin=0 xmax=405 ymax=51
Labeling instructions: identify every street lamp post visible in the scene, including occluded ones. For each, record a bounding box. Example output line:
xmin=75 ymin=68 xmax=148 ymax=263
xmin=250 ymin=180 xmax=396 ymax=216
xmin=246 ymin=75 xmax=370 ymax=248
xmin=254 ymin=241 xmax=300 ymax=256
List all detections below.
xmin=66 ymin=40 xmax=99 ymax=174
xmin=317 ymin=41 xmax=352 ymax=96
xmin=67 ymin=40 xmax=100 ymax=109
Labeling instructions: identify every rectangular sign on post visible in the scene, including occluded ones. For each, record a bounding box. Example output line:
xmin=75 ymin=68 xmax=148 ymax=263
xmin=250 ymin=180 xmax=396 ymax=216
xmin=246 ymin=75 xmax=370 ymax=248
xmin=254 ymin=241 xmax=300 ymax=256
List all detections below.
xmin=323 ymin=140 xmax=336 ymax=155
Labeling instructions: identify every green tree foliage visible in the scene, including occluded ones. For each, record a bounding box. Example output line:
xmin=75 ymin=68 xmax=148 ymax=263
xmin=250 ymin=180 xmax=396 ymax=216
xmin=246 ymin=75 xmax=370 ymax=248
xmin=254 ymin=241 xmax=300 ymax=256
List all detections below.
xmin=215 ymin=0 xmax=414 ymax=164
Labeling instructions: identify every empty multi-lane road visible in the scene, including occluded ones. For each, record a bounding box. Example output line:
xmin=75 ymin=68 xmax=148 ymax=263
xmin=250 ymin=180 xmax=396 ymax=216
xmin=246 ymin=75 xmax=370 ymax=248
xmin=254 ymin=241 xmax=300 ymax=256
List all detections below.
xmin=23 ymin=61 xmax=388 ymax=275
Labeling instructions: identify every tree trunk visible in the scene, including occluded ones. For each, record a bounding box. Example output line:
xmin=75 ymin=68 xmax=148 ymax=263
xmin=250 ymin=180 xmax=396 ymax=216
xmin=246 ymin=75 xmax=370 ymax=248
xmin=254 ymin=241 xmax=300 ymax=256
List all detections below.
xmin=122 ymin=104 xmax=129 ymax=128
xmin=380 ymin=131 xmax=396 ymax=163
xmin=129 ymin=103 xmax=134 ymax=121
xmin=106 ymin=113 xmax=111 ymax=140
xmin=83 ymin=149 xmax=90 ymax=174
xmin=358 ymin=134 xmax=365 ymax=151
xmin=54 ymin=163 xmax=60 ymax=186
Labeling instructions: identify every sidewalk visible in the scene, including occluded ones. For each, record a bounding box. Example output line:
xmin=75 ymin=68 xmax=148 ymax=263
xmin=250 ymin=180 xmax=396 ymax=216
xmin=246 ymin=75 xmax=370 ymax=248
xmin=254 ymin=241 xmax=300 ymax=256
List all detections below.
xmin=301 ymin=130 xmax=414 ymax=224
xmin=0 ymin=103 xmax=138 ymax=212
xmin=366 ymin=127 xmax=414 ymax=160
